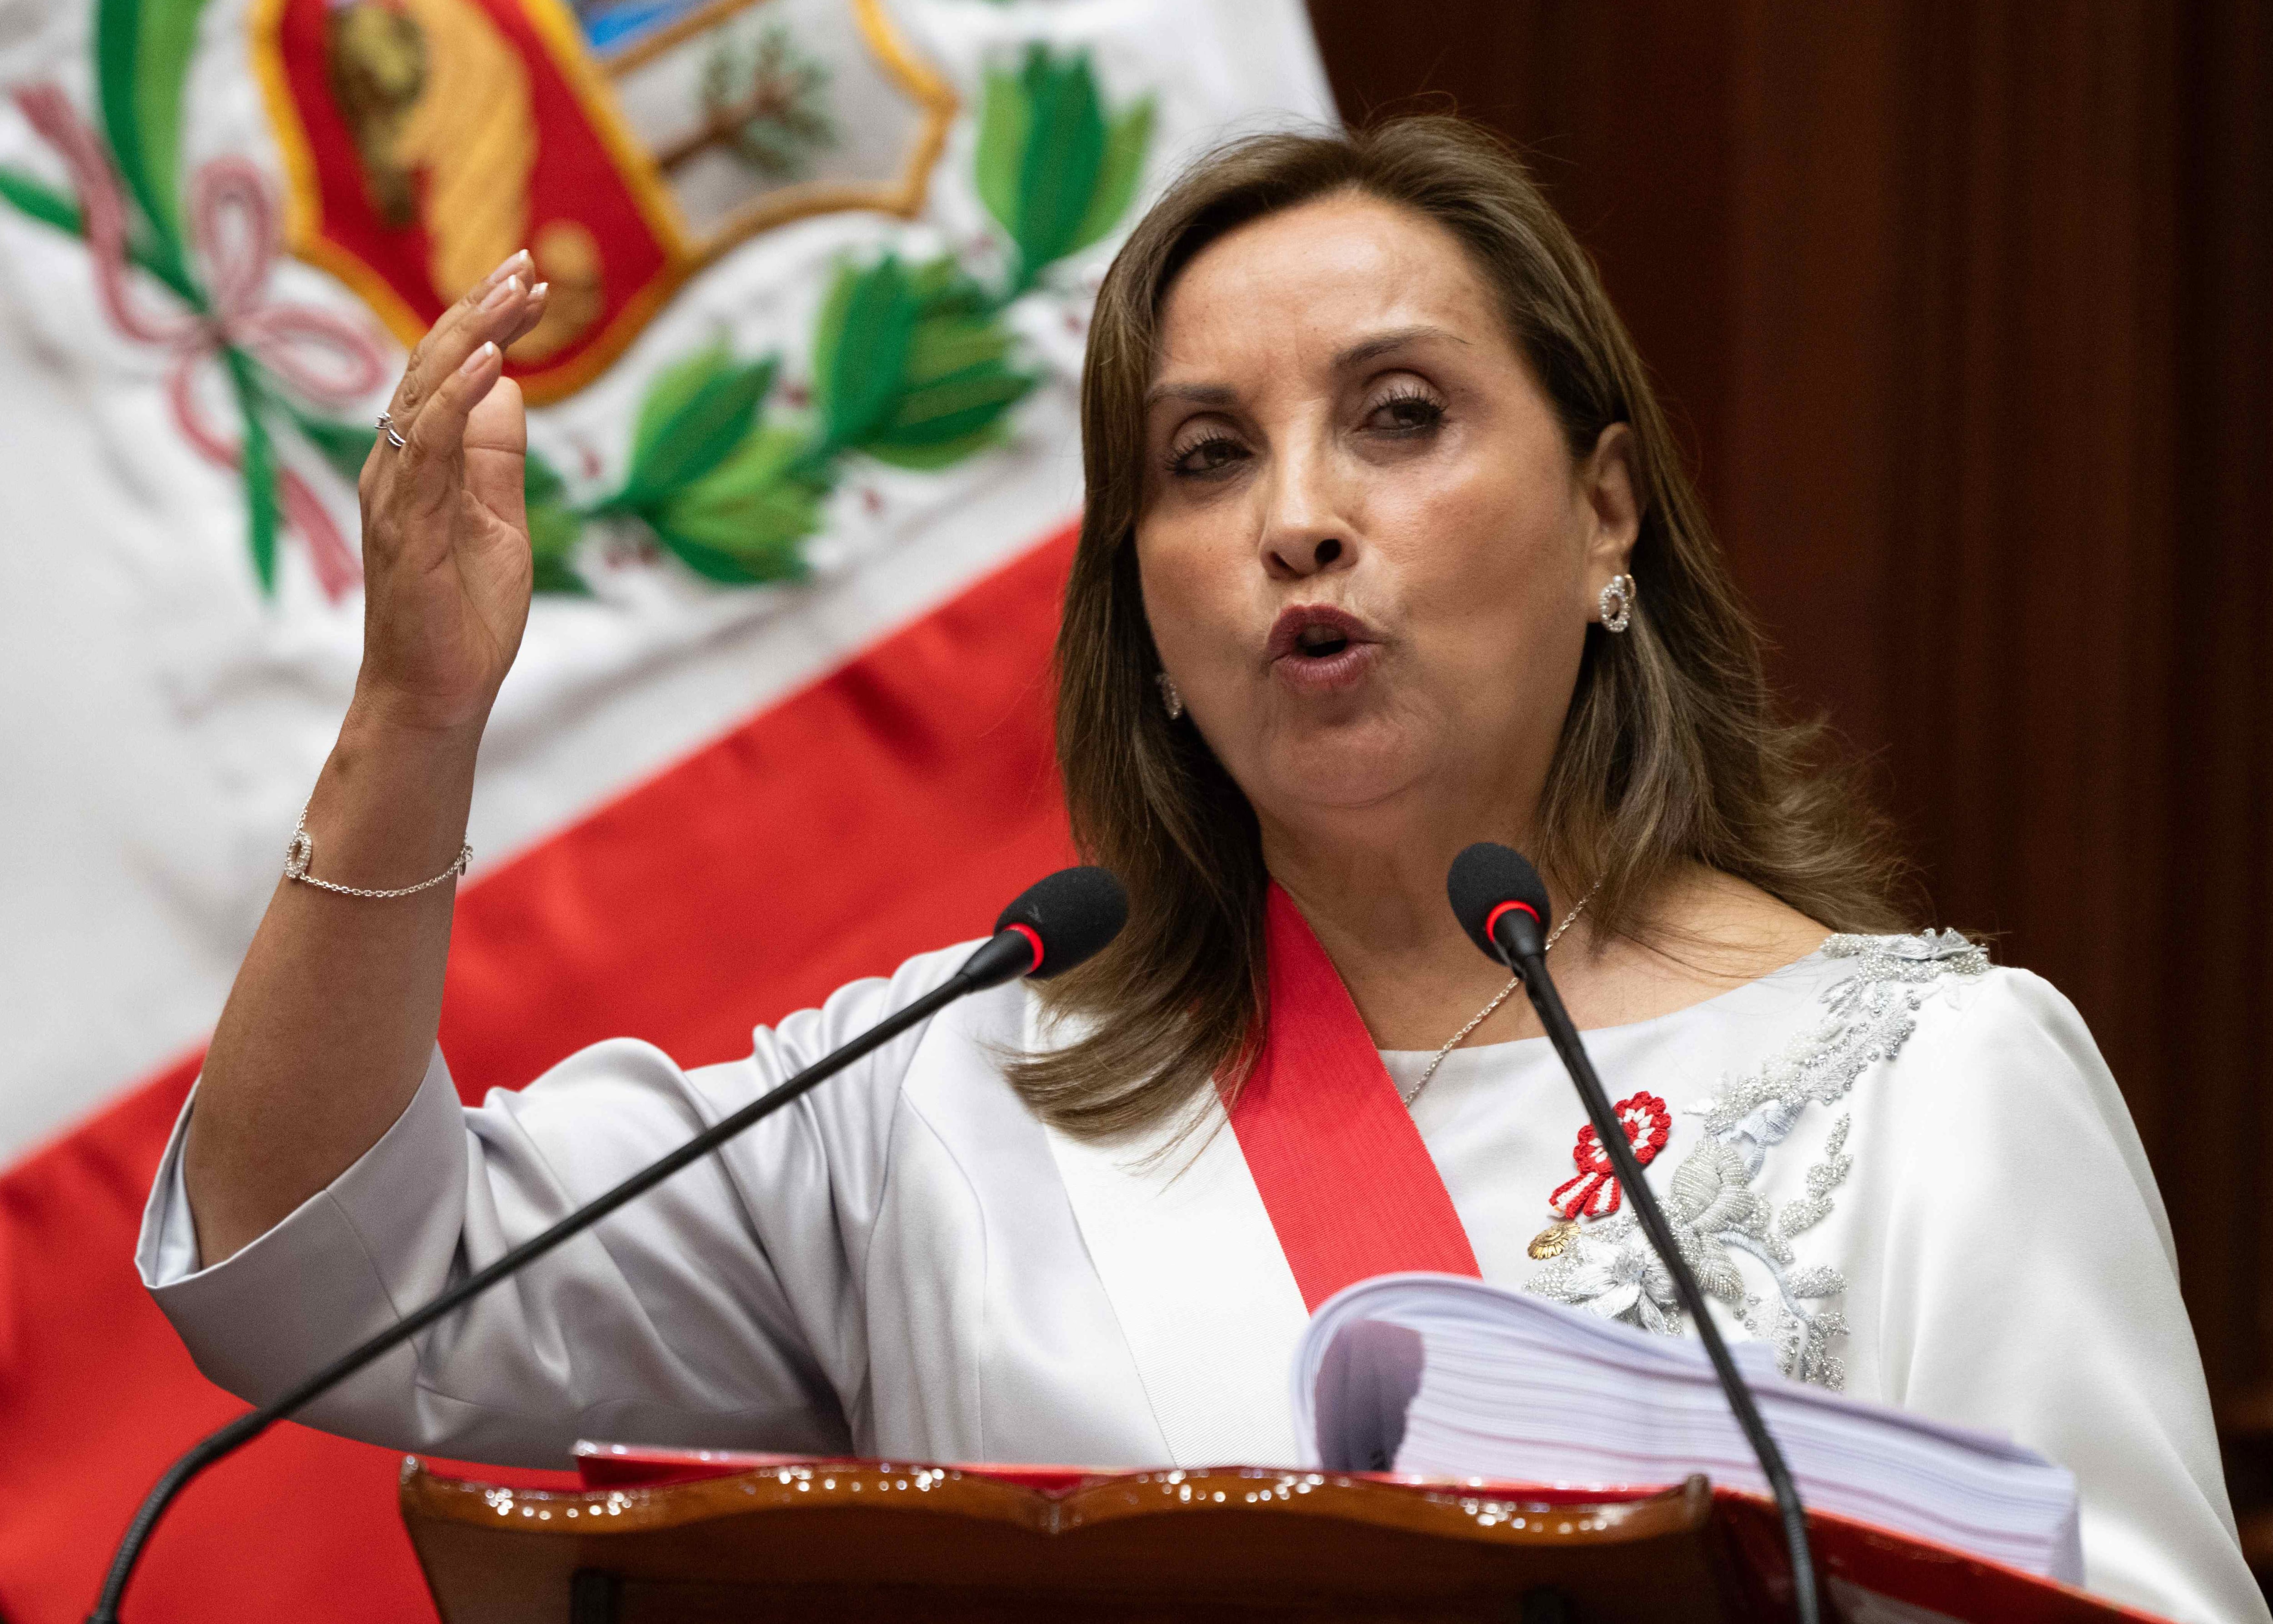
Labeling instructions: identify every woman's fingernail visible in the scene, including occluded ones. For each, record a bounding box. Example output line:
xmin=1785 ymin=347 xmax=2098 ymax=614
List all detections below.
xmin=531 ymin=281 xmax=550 ymax=301
xmin=480 ymin=276 xmax=522 ymax=313
xmin=459 ymin=341 xmax=498 ymax=377
xmin=476 ymin=250 xmax=531 ymax=296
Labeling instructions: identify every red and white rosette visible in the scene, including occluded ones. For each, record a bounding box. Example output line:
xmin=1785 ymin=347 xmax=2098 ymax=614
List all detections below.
xmin=1529 ymin=1091 xmax=1672 ymax=1259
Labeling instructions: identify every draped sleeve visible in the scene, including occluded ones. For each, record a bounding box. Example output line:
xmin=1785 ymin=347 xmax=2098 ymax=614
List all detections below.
xmin=1841 ymin=967 xmax=2264 ymax=1624
xmin=137 ymin=941 xmax=992 ymax=1468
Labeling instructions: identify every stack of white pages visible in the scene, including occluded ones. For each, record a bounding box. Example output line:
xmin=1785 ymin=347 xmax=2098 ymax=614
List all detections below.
xmin=1293 ymin=1273 xmax=2083 ymax=1584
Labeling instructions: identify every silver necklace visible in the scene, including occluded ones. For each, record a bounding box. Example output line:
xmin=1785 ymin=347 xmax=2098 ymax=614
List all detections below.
xmin=1398 ymin=877 xmax=1604 ymax=1108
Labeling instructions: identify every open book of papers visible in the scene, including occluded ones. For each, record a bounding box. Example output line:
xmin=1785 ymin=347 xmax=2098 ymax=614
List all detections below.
xmin=1293 ymin=1272 xmax=2084 ymax=1584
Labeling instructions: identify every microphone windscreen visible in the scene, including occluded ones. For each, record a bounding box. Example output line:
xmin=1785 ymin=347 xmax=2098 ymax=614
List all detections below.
xmin=996 ymin=866 xmax=1129 ymax=979
xmin=1447 ymin=842 xmax=1553 ymax=961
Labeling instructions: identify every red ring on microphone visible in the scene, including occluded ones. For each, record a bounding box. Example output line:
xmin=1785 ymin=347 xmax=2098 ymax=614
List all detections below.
xmin=1483 ymin=899 xmax=1542 ymax=947
xmin=1005 ymin=922 xmax=1045 ymax=976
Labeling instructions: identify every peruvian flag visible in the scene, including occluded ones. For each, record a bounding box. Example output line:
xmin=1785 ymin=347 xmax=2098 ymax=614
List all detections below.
xmin=0 ymin=1 xmax=1332 ymax=1616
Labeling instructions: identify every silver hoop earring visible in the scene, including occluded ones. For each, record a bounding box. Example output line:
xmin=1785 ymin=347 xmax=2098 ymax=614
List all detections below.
xmin=1598 ymin=572 xmax=1637 ymax=634
xmin=1157 ymin=672 xmax=1185 ymax=721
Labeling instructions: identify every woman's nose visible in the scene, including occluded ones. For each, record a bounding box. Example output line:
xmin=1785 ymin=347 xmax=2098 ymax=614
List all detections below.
xmin=1264 ymin=534 xmax=1347 ymax=577
xmin=1258 ymin=464 xmax=1356 ymax=579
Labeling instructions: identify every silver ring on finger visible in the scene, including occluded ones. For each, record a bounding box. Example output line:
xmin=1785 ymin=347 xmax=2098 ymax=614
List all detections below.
xmin=375 ymin=411 xmax=407 ymax=451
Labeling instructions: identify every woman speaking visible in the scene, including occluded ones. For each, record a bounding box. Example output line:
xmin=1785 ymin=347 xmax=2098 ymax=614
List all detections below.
xmin=138 ymin=120 xmax=2256 ymax=1621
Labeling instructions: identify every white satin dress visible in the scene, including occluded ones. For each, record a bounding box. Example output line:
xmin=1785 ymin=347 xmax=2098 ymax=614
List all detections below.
xmin=139 ymin=932 xmax=2266 ymax=1624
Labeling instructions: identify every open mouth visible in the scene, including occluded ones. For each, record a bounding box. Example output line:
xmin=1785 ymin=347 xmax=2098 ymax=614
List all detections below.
xmin=1265 ymin=606 xmax=1379 ymax=690
xmin=1291 ymin=622 xmax=1353 ymax=660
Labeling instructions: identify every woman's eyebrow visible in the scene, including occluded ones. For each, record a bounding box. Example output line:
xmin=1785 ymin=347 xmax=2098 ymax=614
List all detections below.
xmin=1143 ymin=380 xmax=1239 ymax=410
xmin=1142 ymin=326 xmax=1468 ymax=410
xmin=1334 ymin=325 xmax=1468 ymax=369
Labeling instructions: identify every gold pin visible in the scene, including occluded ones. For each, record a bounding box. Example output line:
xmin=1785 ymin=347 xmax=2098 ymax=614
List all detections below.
xmin=1527 ymin=1219 xmax=1579 ymax=1260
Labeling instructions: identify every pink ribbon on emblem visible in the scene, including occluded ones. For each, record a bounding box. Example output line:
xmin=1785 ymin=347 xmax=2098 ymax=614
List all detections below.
xmin=15 ymin=85 xmax=389 ymax=599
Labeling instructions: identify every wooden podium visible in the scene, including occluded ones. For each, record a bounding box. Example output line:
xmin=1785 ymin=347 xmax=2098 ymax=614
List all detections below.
xmin=399 ymin=1453 xmax=2161 ymax=1623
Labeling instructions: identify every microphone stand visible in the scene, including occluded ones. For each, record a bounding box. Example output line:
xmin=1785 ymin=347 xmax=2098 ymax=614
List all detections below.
xmin=1492 ymin=919 xmax=1822 ymax=1624
xmin=85 ymin=930 xmax=1040 ymax=1624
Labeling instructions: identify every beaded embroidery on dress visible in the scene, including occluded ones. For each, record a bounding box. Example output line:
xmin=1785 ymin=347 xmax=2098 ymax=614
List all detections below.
xmin=1526 ymin=929 xmax=1989 ymax=1388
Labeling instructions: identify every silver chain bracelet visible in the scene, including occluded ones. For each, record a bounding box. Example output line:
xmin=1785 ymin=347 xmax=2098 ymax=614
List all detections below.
xmin=284 ymin=805 xmax=471 ymax=899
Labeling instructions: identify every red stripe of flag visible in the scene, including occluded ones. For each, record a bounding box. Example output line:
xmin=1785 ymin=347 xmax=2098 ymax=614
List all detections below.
xmin=0 ymin=525 xmax=1078 ymax=1624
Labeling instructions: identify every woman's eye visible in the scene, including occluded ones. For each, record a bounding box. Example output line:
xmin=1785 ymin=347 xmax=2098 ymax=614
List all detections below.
xmin=1168 ymin=435 xmax=1250 ymax=478
xmin=1367 ymin=391 xmax=1445 ymax=435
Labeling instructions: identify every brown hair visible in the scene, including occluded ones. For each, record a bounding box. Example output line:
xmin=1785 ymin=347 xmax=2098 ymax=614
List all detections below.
xmin=1011 ymin=116 xmax=1908 ymax=1139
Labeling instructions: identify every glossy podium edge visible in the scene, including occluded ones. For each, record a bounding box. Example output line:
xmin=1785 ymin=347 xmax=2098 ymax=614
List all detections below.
xmin=401 ymin=1458 xmax=1752 ymax=1622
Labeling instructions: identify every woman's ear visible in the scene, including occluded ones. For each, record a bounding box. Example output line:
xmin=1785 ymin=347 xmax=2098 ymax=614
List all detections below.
xmin=1579 ymin=422 xmax=1642 ymax=591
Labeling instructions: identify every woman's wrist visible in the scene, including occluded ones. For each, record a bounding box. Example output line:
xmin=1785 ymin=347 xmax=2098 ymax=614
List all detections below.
xmin=337 ymin=691 xmax=488 ymax=758
xmin=299 ymin=700 xmax=487 ymax=890
xmin=343 ymin=669 xmax=500 ymax=743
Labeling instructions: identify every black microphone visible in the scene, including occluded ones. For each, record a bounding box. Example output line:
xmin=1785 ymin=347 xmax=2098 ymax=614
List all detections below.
xmin=1447 ymin=843 xmax=1821 ymax=1624
xmin=87 ymin=865 xmax=1129 ymax=1624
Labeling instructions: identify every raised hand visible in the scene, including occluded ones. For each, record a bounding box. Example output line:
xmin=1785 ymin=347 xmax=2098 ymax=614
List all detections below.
xmin=355 ymin=251 xmax=551 ymax=735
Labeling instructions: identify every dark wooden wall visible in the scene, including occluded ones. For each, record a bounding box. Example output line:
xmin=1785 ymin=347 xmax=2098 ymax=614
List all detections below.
xmin=1303 ymin=0 xmax=2273 ymax=1573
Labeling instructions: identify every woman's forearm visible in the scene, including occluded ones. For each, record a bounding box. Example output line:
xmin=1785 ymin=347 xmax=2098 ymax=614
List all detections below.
xmin=182 ymin=704 xmax=484 ymax=1264
xmin=182 ymin=253 xmax=549 ymax=1266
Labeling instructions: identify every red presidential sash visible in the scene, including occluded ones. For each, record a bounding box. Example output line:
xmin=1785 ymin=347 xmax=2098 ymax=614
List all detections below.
xmin=1225 ymin=884 xmax=1481 ymax=1309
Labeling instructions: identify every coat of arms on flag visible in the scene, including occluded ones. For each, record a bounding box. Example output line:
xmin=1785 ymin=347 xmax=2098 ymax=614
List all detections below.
xmin=257 ymin=0 xmax=958 ymax=403
xmin=1 ymin=0 xmax=1163 ymax=598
